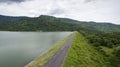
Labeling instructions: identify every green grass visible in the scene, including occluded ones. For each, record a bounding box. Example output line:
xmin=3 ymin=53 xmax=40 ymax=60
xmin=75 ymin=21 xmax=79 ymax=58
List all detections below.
xmin=26 ymin=33 xmax=72 ymax=67
xmin=63 ymin=32 xmax=110 ymax=67
xmin=100 ymin=46 xmax=120 ymax=56
xmin=100 ymin=46 xmax=114 ymax=57
xmin=100 ymin=46 xmax=120 ymax=67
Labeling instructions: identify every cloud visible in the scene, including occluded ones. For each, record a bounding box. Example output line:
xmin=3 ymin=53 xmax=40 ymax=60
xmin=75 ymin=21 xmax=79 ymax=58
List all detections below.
xmin=0 ymin=0 xmax=27 ymax=3
xmin=84 ymin=0 xmax=95 ymax=3
xmin=48 ymin=8 xmax=65 ymax=15
xmin=0 ymin=0 xmax=120 ymax=24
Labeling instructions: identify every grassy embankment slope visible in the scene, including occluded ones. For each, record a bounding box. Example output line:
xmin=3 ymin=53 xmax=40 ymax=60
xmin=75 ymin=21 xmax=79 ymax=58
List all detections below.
xmin=100 ymin=46 xmax=120 ymax=67
xmin=63 ymin=32 xmax=110 ymax=67
xmin=26 ymin=33 xmax=73 ymax=67
xmin=26 ymin=32 xmax=111 ymax=67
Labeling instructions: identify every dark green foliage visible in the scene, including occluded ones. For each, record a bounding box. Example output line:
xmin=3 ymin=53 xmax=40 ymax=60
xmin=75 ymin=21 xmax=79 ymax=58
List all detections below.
xmin=0 ymin=15 xmax=120 ymax=32
xmin=0 ymin=15 xmax=120 ymax=66
xmin=80 ymin=29 xmax=120 ymax=67
xmin=86 ymin=32 xmax=120 ymax=48
xmin=111 ymin=47 xmax=120 ymax=67
xmin=0 ymin=15 xmax=81 ymax=31
xmin=63 ymin=32 xmax=109 ymax=67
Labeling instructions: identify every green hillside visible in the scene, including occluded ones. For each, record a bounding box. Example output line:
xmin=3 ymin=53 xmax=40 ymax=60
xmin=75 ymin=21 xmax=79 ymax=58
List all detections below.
xmin=0 ymin=15 xmax=120 ymax=67
xmin=0 ymin=15 xmax=120 ymax=32
xmin=63 ymin=32 xmax=110 ymax=67
xmin=79 ymin=30 xmax=120 ymax=67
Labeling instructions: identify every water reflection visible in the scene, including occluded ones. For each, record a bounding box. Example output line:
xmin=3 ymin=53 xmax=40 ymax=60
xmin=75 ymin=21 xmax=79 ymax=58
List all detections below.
xmin=0 ymin=32 xmax=72 ymax=67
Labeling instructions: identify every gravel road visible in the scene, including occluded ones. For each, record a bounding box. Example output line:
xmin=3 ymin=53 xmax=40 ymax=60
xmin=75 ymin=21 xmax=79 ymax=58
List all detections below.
xmin=44 ymin=34 xmax=74 ymax=67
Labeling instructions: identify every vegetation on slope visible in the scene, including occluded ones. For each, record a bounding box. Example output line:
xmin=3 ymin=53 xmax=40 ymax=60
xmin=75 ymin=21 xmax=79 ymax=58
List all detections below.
xmin=26 ymin=33 xmax=72 ymax=67
xmin=0 ymin=15 xmax=120 ymax=32
xmin=63 ymin=32 xmax=109 ymax=67
xmin=0 ymin=15 xmax=120 ymax=66
xmin=26 ymin=31 xmax=120 ymax=67
xmin=80 ymin=30 xmax=120 ymax=67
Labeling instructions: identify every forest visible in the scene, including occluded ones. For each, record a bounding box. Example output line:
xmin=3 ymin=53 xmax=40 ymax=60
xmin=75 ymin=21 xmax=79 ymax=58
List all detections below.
xmin=0 ymin=15 xmax=120 ymax=67
xmin=80 ymin=30 xmax=120 ymax=67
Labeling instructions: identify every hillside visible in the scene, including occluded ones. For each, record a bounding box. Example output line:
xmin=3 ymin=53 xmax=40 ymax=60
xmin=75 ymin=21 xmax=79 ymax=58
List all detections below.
xmin=0 ymin=15 xmax=120 ymax=32
xmin=0 ymin=15 xmax=28 ymax=22
xmin=0 ymin=15 xmax=120 ymax=67
xmin=63 ymin=32 xmax=110 ymax=67
xmin=26 ymin=32 xmax=112 ymax=67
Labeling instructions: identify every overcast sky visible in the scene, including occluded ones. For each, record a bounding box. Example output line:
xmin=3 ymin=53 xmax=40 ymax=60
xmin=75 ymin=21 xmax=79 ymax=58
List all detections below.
xmin=0 ymin=0 xmax=120 ymax=24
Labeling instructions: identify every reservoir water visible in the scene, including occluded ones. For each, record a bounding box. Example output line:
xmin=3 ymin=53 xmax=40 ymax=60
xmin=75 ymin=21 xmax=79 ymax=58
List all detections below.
xmin=0 ymin=32 xmax=71 ymax=67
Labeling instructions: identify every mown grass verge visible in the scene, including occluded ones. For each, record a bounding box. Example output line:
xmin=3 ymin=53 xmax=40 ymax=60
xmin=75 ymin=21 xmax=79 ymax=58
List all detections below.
xmin=25 ymin=33 xmax=73 ymax=67
xmin=62 ymin=32 xmax=110 ymax=67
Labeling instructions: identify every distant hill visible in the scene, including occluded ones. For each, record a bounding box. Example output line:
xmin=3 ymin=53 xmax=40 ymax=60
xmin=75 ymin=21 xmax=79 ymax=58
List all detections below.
xmin=0 ymin=15 xmax=29 ymax=21
xmin=0 ymin=15 xmax=119 ymax=67
xmin=0 ymin=15 xmax=120 ymax=32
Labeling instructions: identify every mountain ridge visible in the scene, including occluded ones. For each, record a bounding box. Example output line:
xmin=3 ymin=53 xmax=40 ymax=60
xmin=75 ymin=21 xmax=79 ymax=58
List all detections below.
xmin=0 ymin=15 xmax=120 ymax=32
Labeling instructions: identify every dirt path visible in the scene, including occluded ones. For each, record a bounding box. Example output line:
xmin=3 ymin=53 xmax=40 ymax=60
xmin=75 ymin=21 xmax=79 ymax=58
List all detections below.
xmin=44 ymin=34 xmax=74 ymax=67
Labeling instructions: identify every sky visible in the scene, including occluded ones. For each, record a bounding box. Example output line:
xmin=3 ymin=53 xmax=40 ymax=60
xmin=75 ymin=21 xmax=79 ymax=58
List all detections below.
xmin=0 ymin=0 xmax=120 ymax=24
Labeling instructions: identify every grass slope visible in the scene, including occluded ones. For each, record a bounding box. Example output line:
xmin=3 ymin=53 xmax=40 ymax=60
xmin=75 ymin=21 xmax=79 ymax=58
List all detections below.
xmin=100 ymin=46 xmax=120 ymax=67
xmin=63 ymin=32 xmax=110 ymax=67
xmin=26 ymin=33 xmax=72 ymax=67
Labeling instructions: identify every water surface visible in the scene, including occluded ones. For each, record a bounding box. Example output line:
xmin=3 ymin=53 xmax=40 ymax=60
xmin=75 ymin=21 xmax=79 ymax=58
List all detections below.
xmin=0 ymin=32 xmax=71 ymax=67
